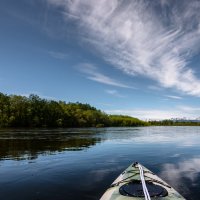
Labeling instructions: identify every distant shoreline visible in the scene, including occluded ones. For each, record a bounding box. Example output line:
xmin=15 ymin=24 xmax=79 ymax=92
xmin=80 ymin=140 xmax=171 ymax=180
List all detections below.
xmin=1 ymin=92 xmax=200 ymax=128
xmin=1 ymin=124 xmax=200 ymax=130
xmin=0 ymin=92 xmax=146 ymax=128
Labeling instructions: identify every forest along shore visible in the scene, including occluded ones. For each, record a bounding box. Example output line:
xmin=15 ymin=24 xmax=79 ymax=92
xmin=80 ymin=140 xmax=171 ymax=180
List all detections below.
xmin=0 ymin=92 xmax=200 ymax=128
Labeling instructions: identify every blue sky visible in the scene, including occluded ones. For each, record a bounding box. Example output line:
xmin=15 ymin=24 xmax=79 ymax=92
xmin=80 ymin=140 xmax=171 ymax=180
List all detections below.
xmin=1 ymin=0 xmax=200 ymax=119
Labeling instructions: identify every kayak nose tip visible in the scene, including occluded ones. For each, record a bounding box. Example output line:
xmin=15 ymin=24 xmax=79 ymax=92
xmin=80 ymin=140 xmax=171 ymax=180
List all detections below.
xmin=133 ymin=161 xmax=138 ymax=167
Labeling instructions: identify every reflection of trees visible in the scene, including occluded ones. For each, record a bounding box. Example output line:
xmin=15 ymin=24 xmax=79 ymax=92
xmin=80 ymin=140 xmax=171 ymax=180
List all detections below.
xmin=0 ymin=130 xmax=101 ymax=160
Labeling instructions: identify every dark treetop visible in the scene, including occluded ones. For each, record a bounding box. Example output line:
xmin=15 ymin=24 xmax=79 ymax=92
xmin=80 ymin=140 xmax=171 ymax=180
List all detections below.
xmin=0 ymin=92 xmax=147 ymax=128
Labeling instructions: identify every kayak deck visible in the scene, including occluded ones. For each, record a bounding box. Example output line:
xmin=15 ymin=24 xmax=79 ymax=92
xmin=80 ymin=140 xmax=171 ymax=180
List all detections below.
xmin=100 ymin=162 xmax=185 ymax=200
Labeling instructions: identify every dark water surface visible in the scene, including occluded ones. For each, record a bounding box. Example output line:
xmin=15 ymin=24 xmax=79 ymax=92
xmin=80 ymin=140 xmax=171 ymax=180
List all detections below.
xmin=0 ymin=127 xmax=200 ymax=200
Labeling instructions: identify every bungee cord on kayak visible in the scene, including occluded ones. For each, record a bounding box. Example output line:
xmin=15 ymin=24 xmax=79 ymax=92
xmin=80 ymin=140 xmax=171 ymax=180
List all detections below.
xmin=137 ymin=163 xmax=151 ymax=200
xmin=110 ymin=164 xmax=171 ymax=190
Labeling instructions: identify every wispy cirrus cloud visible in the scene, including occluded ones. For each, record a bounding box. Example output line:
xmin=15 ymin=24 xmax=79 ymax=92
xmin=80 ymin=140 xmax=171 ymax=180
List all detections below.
xmin=105 ymin=89 xmax=126 ymax=98
xmin=165 ymin=95 xmax=182 ymax=100
xmin=78 ymin=63 xmax=133 ymax=88
xmin=47 ymin=0 xmax=200 ymax=97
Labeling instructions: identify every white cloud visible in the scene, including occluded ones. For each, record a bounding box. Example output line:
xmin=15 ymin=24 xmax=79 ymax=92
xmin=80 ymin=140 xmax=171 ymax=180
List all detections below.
xmin=165 ymin=95 xmax=182 ymax=100
xmin=105 ymin=90 xmax=117 ymax=95
xmin=106 ymin=106 xmax=200 ymax=120
xmin=78 ymin=63 xmax=134 ymax=88
xmin=106 ymin=109 xmax=182 ymax=120
xmin=105 ymin=89 xmax=126 ymax=98
xmin=47 ymin=0 xmax=200 ymax=97
xmin=178 ymin=105 xmax=200 ymax=112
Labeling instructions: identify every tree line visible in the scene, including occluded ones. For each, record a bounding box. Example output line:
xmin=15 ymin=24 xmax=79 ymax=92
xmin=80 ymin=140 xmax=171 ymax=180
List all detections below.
xmin=149 ymin=120 xmax=200 ymax=126
xmin=0 ymin=93 xmax=147 ymax=128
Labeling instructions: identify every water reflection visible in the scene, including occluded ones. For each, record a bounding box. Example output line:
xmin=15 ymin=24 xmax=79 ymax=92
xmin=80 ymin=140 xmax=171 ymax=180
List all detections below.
xmin=0 ymin=129 xmax=101 ymax=160
xmin=1 ymin=126 xmax=200 ymax=161
xmin=1 ymin=127 xmax=200 ymax=200
xmin=160 ymin=157 xmax=200 ymax=196
xmin=117 ymin=126 xmax=200 ymax=146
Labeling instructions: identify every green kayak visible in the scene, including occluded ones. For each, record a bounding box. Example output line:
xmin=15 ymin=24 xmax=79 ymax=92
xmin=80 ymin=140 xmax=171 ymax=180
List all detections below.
xmin=100 ymin=162 xmax=185 ymax=200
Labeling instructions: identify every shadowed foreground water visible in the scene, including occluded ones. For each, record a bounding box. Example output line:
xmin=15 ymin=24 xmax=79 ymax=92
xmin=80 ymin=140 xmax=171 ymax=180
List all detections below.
xmin=0 ymin=127 xmax=200 ymax=200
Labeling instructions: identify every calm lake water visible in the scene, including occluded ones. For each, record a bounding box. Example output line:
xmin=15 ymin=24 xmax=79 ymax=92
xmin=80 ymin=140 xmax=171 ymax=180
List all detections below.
xmin=1 ymin=127 xmax=200 ymax=200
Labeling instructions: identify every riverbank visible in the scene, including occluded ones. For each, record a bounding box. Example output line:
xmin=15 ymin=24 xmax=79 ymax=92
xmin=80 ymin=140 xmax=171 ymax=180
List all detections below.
xmin=1 ymin=92 xmax=200 ymax=128
xmin=0 ymin=92 xmax=147 ymax=128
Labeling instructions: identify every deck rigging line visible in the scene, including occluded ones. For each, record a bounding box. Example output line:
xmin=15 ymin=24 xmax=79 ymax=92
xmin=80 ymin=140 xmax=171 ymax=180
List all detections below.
xmin=138 ymin=163 xmax=151 ymax=200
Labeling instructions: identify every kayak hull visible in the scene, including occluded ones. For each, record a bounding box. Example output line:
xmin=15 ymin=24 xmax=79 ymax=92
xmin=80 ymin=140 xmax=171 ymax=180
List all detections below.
xmin=100 ymin=163 xmax=185 ymax=200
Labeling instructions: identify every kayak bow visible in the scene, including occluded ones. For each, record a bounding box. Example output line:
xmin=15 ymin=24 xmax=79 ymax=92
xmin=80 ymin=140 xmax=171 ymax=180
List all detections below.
xmin=100 ymin=162 xmax=185 ymax=200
